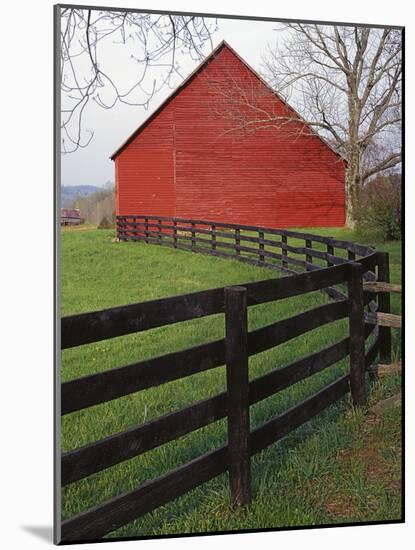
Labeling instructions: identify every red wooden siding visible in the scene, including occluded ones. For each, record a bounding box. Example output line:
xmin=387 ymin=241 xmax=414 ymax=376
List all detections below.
xmin=115 ymin=108 xmax=175 ymax=217
xmin=113 ymin=42 xmax=345 ymax=228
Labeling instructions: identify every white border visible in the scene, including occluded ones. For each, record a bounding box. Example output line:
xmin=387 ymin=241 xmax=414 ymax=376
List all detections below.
xmin=2 ymin=1 xmax=411 ymax=548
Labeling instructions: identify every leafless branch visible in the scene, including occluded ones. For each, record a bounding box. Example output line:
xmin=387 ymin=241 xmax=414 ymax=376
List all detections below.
xmin=60 ymin=8 xmax=217 ymax=153
xmin=207 ymin=24 xmax=402 ymax=225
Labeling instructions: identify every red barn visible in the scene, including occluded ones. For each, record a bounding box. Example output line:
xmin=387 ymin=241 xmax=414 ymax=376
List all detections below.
xmin=60 ymin=208 xmax=83 ymax=226
xmin=111 ymin=41 xmax=345 ymax=228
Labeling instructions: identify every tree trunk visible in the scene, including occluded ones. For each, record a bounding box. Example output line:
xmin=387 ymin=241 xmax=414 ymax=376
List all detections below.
xmin=345 ymin=164 xmax=360 ymax=228
xmin=345 ymin=103 xmax=362 ymax=228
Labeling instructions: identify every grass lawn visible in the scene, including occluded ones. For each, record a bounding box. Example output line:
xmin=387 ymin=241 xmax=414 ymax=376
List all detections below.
xmin=60 ymin=226 xmax=402 ymax=537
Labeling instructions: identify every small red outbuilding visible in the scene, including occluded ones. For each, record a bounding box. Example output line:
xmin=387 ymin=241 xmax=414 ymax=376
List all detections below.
xmin=111 ymin=41 xmax=345 ymax=228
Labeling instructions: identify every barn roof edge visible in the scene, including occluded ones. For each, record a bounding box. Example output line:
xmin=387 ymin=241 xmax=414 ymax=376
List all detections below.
xmin=110 ymin=40 xmax=229 ymax=160
xmin=110 ymin=39 xmax=345 ymax=163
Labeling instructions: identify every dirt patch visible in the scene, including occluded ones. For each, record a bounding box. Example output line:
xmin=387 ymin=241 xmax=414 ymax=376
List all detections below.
xmin=320 ymin=407 xmax=402 ymax=521
xmin=325 ymin=494 xmax=359 ymax=517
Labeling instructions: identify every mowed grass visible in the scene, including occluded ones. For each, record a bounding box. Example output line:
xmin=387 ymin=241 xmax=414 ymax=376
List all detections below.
xmin=60 ymin=227 xmax=402 ymax=537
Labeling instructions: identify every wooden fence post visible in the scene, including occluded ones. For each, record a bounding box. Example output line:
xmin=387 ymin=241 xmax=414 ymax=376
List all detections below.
xmin=377 ymin=252 xmax=392 ymax=363
xmin=347 ymin=262 xmax=367 ymax=407
xmin=191 ymin=222 xmax=196 ymax=251
xmin=348 ymin=249 xmax=356 ymax=261
xmin=224 ymin=286 xmax=251 ymax=507
xmin=305 ymin=239 xmax=312 ymax=268
xmin=158 ymin=219 xmax=162 ymax=244
xmin=144 ymin=217 xmax=149 ymax=244
xmin=212 ymin=224 xmax=216 ymax=251
xmin=235 ymin=228 xmax=241 ymax=256
xmin=282 ymin=235 xmax=288 ymax=268
xmin=118 ymin=217 xmax=125 ymax=241
xmin=259 ymin=231 xmax=265 ymax=262
xmin=173 ymin=220 xmax=177 ymax=248
xmin=133 ymin=216 xmax=138 ymax=241
xmin=327 ymin=237 xmax=334 ymax=267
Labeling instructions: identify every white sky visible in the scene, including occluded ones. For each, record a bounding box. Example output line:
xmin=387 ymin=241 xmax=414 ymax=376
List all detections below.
xmin=60 ymin=15 xmax=286 ymax=187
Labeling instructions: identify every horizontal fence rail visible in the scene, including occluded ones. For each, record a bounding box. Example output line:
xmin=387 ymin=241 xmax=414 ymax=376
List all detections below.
xmin=116 ymin=215 xmax=379 ymax=304
xmin=61 ymin=264 xmax=355 ymax=349
xmin=60 ymin=217 xmax=392 ymax=542
xmin=116 ymin=214 xmax=376 ymax=269
xmin=62 ymin=327 xmax=376 ymax=487
xmin=62 ymin=376 xmax=351 ymax=541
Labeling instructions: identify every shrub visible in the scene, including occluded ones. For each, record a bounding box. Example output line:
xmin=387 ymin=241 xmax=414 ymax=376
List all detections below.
xmin=355 ymin=175 xmax=402 ymax=241
xmin=97 ymin=215 xmax=114 ymax=229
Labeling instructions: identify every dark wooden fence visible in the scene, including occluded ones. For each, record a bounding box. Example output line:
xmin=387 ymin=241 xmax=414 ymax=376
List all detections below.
xmin=60 ymin=217 xmax=392 ymax=542
xmin=117 ymin=215 xmax=377 ymax=273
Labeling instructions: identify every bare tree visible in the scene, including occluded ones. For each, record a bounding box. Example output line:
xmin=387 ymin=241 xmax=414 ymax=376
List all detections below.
xmin=209 ymin=25 xmax=402 ymax=227
xmin=59 ymin=8 xmax=217 ymax=153
xmin=72 ymin=186 xmax=115 ymax=225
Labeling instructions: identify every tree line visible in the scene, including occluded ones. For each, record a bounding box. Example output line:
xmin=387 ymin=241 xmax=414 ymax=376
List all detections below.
xmin=71 ymin=185 xmax=115 ymax=226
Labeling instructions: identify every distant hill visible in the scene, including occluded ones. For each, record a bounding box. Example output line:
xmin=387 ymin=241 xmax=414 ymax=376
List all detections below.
xmin=61 ymin=185 xmax=102 ymax=207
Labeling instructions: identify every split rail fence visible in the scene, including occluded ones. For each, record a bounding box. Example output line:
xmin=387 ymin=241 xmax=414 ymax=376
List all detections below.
xmin=60 ymin=216 xmax=394 ymax=541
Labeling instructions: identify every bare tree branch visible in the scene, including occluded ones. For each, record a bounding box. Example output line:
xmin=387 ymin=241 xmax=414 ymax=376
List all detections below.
xmin=60 ymin=8 xmax=217 ymax=153
xmin=363 ymin=152 xmax=401 ymax=180
xmin=209 ymin=24 xmax=402 ymax=226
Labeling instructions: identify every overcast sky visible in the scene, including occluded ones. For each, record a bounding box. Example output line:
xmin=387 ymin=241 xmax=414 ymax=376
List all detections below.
xmin=60 ymin=14 xmax=287 ymax=187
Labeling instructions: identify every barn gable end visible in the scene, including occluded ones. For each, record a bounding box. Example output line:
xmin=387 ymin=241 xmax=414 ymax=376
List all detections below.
xmin=113 ymin=41 xmax=345 ymax=228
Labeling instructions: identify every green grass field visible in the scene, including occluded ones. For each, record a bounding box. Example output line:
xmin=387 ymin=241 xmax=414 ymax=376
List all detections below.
xmin=60 ymin=226 xmax=402 ymax=537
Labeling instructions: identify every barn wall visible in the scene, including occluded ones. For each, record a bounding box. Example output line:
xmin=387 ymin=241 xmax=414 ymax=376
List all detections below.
xmin=116 ymin=108 xmax=175 ymax=217
xmin=115 ymin=45 xmax=345 ymax=228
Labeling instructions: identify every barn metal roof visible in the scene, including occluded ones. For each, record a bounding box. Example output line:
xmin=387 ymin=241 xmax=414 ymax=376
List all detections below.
xmin=110 ymin=40 xmax=345 ymax=162
xmin=61 ymin=208 xmax=81 ymax=218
